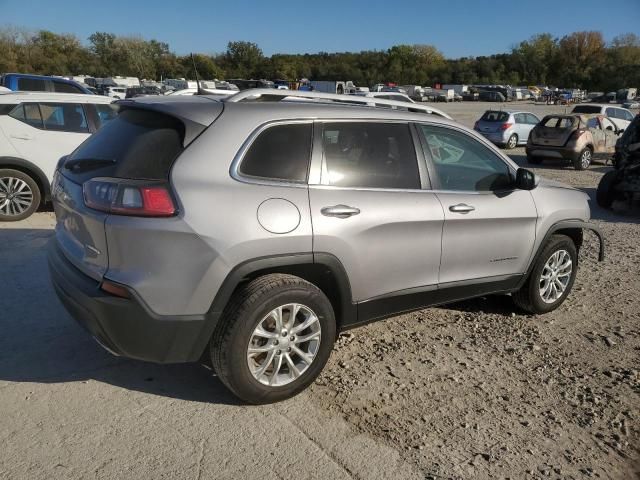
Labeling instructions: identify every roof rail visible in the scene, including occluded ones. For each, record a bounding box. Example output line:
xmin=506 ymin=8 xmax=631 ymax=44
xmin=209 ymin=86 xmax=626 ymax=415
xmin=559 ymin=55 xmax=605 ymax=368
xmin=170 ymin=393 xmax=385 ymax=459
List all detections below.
xmin=224 ymin=88 xmax=453 ymax=120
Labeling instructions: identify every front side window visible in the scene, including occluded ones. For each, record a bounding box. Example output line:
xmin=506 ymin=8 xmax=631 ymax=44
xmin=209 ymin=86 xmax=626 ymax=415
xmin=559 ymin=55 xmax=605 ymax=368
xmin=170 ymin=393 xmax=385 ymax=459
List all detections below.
xmin=39 ymin=103 xmax=89 ymax=133
xmin=239 ymin=123 xmax=312 ymax=182
xmin=94 ymin=104 xmax=118 ymax=128
xmin=526 ymin=113 xmax=540 ymax=125
xmin=321 ymin=122 xmax=420 ymax=189
xmin=514 ymin=113 xmax=526 ymax=124
xmin=418 ymin=124 xmax=513 ymax=192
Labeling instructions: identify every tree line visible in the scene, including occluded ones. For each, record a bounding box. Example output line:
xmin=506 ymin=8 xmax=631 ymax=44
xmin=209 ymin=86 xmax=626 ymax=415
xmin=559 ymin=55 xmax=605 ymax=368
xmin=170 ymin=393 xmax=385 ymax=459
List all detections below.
xmin=1 ymin=26 xmax=639 ymax=91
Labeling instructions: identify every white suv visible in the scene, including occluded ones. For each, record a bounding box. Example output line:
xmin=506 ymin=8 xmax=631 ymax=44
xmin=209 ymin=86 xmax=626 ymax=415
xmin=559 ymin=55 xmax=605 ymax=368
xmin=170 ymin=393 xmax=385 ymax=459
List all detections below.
xmin=572 ymin=104 xmax=635 ymax=130
xmin=0 ymin=92 xmax=117 ymax=220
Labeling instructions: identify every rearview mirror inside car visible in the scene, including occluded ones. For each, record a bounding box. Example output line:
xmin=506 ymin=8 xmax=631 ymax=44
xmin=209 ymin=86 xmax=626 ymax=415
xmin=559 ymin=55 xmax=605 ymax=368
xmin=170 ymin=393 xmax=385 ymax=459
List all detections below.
xmin=515 ymin=168 xmax=536 ymax=190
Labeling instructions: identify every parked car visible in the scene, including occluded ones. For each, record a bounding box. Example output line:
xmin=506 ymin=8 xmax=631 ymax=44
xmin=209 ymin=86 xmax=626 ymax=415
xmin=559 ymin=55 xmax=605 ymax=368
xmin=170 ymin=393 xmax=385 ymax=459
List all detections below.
xmin=622 ymin=99 xmax=640 ymax=109
xmin=526 ymin=114 xmax=623 ymax=169
xmin=125 ymin=86 xmax=162 ymax=98
xmin=105 ymin=86 xmax=128 ymax=99
xmin=47 ymin=91 xmax=604 ymax=404
xmin=572 ymin=104 xmax=634 ymax=130
xmin=597 ymin=113 xmax=640 ymax=208
xmin=0 ymin=92 xmax=117 ymax=220
xmin=479 ymin=91 xmax=506 ymax=102
xmin=474 ymin=110 xmax=540 ymax=149
xmin=0 ymin=73 xmax=93 ymax=95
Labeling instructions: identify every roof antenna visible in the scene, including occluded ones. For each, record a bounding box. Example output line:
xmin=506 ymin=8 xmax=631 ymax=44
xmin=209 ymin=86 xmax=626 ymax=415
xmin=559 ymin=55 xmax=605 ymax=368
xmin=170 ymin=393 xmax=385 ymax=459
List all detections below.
xmin=191 ymin=53 xmax=204 ymax=95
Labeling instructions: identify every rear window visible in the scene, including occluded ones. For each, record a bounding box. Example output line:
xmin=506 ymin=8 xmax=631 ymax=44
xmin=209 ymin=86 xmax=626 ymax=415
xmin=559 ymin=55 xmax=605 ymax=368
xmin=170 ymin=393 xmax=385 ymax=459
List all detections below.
xmin=62 ymin=108 xmax=185 ymax=183
xmin=17 ymin=77 xmax=48 ymax=91
xmin=542 ymin=117 xmax=575 ymax=129
xmin=481 ymin=111 xmax=509 ymax=122
xmin=572 ymin=105 xmax=600 ymax=114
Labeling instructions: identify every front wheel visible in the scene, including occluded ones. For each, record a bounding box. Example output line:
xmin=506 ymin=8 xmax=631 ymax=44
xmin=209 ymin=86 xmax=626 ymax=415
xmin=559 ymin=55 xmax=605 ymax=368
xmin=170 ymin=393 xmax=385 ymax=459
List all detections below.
xmin=573 ymin=148 xmax=592 ymax=170
xmin=513 ymin=235 xmax=578 ymax=314
xmin=0 ymin=169 xmax=41 ymax=221
xmin=211 ymin=274 xmax=336 ymax=404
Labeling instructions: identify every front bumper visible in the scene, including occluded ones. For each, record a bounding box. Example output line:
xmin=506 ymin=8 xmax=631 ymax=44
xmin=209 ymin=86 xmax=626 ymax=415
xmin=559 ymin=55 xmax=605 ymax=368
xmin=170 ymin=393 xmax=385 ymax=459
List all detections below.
xmin=48 ymin=240 xmax=208 ymax=363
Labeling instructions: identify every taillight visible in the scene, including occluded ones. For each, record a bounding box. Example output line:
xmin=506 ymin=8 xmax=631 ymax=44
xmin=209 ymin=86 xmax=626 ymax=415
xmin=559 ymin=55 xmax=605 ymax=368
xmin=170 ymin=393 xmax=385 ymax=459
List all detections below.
xmin=500 ymin=122 xmax=513 ymax=130
xmin=83 ymin=178 xmax=176 ymax=217
xmin=571 ymin=129 xmax=586 ymax=141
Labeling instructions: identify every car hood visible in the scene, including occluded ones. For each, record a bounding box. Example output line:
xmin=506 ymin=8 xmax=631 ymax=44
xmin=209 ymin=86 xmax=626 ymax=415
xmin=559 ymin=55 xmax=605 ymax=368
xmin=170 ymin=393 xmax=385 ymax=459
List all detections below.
xmin=536 ymin=175 xmax=583 ymax=193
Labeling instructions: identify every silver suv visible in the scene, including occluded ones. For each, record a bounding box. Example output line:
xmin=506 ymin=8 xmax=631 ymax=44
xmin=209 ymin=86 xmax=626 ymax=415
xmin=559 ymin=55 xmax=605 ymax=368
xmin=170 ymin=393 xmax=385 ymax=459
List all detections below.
xmin=48 ymin=90 xmax=604 ymax=404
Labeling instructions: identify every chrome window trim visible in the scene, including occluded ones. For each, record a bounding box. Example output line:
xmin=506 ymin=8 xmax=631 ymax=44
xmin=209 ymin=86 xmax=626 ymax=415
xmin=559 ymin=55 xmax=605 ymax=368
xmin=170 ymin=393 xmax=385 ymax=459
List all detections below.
xmin=229 ymin=119 xmax=314 ymax=189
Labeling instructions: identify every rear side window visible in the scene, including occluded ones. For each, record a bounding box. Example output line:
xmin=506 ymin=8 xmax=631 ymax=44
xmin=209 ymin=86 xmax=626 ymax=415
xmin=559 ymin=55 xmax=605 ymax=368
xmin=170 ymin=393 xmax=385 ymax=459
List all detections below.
xmin=239 ymin=123 xmax=312 ymax=182
xmin=481 ymin=111 xmax=509 ymax=122
xmin=17 ymin=77 xmax=47 ymax=91
xmin=9 ymin=104 xmax=43 ymax=128
xmin=40 ymin=103 xmax=89 ymax=133
xmin=53 ymin=81 xmax=83 ymax=94
xmin=321 ymin=122 xmax=420 ymax=189
xmin=63 ymin=108 xmax=185 ymax=183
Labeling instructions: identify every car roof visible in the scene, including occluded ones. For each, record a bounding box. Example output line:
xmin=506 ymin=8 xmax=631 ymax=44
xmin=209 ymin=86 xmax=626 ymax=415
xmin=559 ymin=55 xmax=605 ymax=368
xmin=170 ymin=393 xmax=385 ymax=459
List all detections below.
xmin=0 ymin=92 xmax=113 ymax=104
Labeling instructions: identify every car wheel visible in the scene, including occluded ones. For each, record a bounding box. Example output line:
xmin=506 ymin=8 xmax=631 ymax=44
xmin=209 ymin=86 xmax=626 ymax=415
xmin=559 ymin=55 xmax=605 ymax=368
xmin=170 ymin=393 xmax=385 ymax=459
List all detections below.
xmin=596 ymin=170 xmax=618 ymax=208
xmin=527 ymin=155 xmax=543 ymax=165
xmin=0 ymin=169 xmax=41 ymax=222
xmin=211 ymin=274 xmax=336 ymax=404
xmin=513 ymin=234 xmax=578 ymax=314
xmin=573 ymin=148 xmax=592 ymax=170
xmin=506 ymin=134 xmax=518 ymax=149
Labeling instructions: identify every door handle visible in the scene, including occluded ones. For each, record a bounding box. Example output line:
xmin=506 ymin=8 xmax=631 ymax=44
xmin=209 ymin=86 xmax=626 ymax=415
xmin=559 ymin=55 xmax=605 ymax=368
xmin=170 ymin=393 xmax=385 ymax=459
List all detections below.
xmin=10 ymin=133 xmax=33 ymax=140
xmin=321 ymin=204 xmax=361 ymax=218
xmin=449 ymin=203 xmax=475 ymax=214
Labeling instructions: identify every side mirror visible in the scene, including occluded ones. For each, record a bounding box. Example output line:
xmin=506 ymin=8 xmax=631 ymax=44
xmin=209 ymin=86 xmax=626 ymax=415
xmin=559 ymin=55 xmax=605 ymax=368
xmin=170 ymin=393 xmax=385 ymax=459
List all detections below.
xmin=515 ymin=168 xmax=536 ymax=190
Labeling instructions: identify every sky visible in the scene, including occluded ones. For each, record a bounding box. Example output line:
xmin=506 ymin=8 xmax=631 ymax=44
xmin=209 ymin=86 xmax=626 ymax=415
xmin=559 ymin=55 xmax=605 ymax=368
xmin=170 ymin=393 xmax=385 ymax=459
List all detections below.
xmin=2 ymin=0 xmax=639 ymax=58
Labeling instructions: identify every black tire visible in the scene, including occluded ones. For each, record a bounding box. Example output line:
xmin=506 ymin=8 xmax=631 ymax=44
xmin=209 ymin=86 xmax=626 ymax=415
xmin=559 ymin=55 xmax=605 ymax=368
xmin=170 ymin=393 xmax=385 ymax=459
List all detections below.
xmin=505 ymin=134 xmax=518 ymax=150
xmin=211 ymin=274 xmax=336 ymax=404
xmin=527 ymin=154 xmax=543 ymax=165
xmin=573 ymin=148 xmax=592 ymax=170
xmin=513 ymin=234 xmax=578 ymax=314
xmin=0 ymin=168 xmax=41 ymax=222
xmin=596 ymin=170 xmax=618 ymax=208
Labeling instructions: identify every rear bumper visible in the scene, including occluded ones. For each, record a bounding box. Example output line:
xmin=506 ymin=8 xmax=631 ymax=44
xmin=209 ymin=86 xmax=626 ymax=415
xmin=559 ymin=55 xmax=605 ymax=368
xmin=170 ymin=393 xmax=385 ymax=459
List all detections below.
xmin=477 ymin=130 xmax=509 ymax=145
xmin=47 ymin=240 xmax=208 ymax=363
xmin=526 ymin=144 xmax=580 ymax=161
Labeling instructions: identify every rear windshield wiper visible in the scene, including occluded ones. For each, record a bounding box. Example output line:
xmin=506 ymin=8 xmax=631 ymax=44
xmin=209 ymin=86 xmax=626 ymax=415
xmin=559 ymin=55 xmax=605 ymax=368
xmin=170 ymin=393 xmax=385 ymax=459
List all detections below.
xmin=64 ymin=158 xmax=116 ymax=172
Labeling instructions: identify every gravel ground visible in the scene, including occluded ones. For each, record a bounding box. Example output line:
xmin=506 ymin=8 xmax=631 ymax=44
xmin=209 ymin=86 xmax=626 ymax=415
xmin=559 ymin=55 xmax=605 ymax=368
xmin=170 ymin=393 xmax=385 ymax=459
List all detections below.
xmin=312 ymin=101 xmax=640 ymax=479
xmin=1 ymin=101 xmax=638 ymax=480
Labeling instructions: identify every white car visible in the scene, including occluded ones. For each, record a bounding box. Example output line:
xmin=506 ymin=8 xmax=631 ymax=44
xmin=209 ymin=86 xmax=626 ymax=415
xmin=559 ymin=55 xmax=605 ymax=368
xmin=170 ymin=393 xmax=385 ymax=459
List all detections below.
xmin=0 ymin=92 xmax=117 ymax=220
xmin=572 ymin=104 xmax=635 ymax=130
xmin=105 ymin=86 xmax=128 ymax=99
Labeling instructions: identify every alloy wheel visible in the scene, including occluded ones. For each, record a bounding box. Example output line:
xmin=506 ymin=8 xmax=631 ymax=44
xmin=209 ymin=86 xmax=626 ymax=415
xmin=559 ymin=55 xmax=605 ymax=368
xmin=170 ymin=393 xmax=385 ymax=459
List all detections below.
xmin=581 ymin=149 xmax=592 ymax=169
xmin=247 ymin=303 xmax=321 ymax=387
xmin=539 ymin=249 xmax=572 ymax=303
xmin=508 ymin=135 xmax=517 ymax=149
xmin=0 ymin=176 xmax=34 ymax=217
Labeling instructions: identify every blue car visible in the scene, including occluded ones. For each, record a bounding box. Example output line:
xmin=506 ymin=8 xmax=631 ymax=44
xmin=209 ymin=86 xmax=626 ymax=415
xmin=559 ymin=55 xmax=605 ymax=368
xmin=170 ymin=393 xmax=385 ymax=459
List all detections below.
xmin=0 ymin=73 xmax=93 ymax=95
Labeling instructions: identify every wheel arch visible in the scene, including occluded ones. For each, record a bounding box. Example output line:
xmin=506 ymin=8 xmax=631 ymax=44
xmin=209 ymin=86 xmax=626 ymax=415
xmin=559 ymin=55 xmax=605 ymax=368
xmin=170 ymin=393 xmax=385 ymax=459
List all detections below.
xmin=189 ymin=253 xmax=356 ymax=361
xmin=517 ymin=220 xmax=604 ymax=289
xmin=0 ymin=156 xmax=51 ymax=204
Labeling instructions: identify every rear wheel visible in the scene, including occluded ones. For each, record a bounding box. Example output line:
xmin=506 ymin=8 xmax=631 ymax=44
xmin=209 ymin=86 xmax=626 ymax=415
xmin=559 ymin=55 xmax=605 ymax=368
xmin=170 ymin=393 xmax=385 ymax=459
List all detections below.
xmin=573 ymin=148 xmax=592 ymax=170
xmin=506 ymin=134 xmax=518 ymax=149
xmin=0 ymin=169 xmax=40 ymax=222
xmin=596 ymin=170 xmax=618 ymax=208
xmin=513 ymin=235 xmax=578 ymax=314
xmin=211 ymin=274 xmax=335 ymax=404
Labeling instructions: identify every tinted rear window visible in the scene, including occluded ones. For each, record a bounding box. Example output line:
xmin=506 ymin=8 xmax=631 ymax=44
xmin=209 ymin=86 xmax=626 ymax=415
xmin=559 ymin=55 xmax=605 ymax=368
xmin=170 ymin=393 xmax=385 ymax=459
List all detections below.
xmin=572 ymin=105 xmax=600 ymax=114
xmin=17 ymin=77 xmax=47 ymax=91
xmin=481 ymin=111 xmax=509 ymax=122
xmin=62 ymin=108 xmax=185 ymax=183
xmin=239 ymin=123 xmax=312 ymax=182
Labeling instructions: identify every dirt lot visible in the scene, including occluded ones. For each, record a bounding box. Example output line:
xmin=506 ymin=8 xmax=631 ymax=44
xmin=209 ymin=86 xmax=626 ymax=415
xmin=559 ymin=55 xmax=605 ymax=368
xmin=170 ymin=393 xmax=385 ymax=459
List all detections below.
xmin=1 ymin=101 xmax=638 ymax=480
